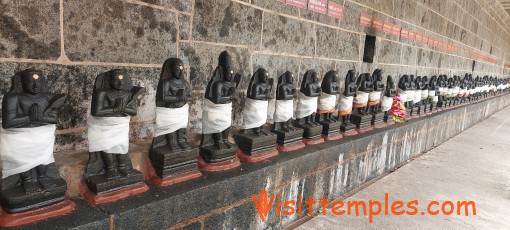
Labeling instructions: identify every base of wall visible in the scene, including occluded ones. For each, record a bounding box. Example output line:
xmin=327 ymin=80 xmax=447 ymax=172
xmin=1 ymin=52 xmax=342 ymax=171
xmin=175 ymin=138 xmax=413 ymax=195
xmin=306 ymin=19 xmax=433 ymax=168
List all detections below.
xmin=14 ymin=94 xmax=510 ymax=229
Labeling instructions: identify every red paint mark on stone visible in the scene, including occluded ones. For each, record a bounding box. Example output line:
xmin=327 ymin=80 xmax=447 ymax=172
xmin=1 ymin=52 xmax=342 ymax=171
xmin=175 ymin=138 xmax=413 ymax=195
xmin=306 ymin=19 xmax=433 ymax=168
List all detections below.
xmin=287 ymin=0 xmax=307 ymax=8
xmin=308 ymin=0 xmax=327 ymax=14
xmin=383 ymin=22 xmax=393 ymax=33
xmin=327 ymin=2 xmax=344 ymax=19
xmin=0 ymin=200 xmax=75 ymax=227
xmin=372 ymin=18 xmax=383 ymax=31
xmin=401 ymin=28 xmax=409 ymax=38
xmin=360 ymin=13 xmax=372 ymax=27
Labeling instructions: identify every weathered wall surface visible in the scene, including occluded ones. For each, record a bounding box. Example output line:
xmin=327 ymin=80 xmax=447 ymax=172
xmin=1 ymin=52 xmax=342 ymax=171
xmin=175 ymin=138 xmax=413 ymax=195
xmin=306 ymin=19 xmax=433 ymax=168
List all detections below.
xmin=1 ymin=0 xmax=510 ymax=152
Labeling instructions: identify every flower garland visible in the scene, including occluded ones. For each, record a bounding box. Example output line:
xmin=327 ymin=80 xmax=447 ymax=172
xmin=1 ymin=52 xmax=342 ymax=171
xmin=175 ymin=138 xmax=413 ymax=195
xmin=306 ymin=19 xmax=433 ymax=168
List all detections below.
xmin=389 ymin=96 xmax=407 ymax=123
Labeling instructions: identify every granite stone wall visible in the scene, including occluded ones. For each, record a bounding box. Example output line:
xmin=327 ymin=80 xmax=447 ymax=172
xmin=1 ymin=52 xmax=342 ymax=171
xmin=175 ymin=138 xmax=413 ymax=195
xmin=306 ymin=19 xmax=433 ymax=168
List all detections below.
xmin=1 ymin=0 xmax=510 ymax=152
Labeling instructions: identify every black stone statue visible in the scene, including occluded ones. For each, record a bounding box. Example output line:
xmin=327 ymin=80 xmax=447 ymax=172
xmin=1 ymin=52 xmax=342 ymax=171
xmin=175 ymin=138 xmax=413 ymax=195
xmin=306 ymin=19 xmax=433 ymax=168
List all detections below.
xmin=382 ymin=76 xmax=396 ymax=123
xmin=149 ymin=58 xmax=200 ymax=183
xmin=339 ymin=70 xmax=358 ymax=134
xmin=234 ymin=68 xmax=278 ymax=159
xmin=350 ymin=73 xmax=374 ymax=132
xmin=428 ymin=75 xmax=439 ymax=112
xmin=271 ymin=71 xmax=304 ymax=151
xmin=413 ymin=76 xmax=424 ymax=116
xmin=315 ymin=70 xmax=342 ymax=139
xmin=84 ymin=69 xmax=146 ymax=195
xmin=1 ymin=69 xmax=68 ymax=213
xmin=370 ymin=69 xmax=385 ymax=127
xmin=420 ymin=76 xmax=429 ymax=114
xmin=199 ymin=51 xmax=241 ymax=166
xmin=397 ymin=75 xmax=412 ymax=118
xmin=294 ymin=70 xmax=323 ymax=142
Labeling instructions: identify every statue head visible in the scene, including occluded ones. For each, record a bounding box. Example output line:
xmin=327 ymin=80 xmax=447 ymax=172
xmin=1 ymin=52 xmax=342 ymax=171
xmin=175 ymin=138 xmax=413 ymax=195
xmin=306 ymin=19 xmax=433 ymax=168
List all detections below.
xmin=312 ymin=72 xmax=319 ymax=83
xmin=219 ymin=51 xmax=234 ymax=82
xmin=285 ymin=72 xmax=294 ymax=84
xmin=108 ymin=69 xmax=127 ymax=90
xmin=258 ymin=68 xmax=269 ymax=84
xmin=161 ymin=58 xmax=185 ymax=80
xmin=346 ymin=70 xmax=356 ymax=83
xmin=20 ymin=69 xmax=44 ymax=95
xmin=373 ymin=69 xmax=383 ymax=81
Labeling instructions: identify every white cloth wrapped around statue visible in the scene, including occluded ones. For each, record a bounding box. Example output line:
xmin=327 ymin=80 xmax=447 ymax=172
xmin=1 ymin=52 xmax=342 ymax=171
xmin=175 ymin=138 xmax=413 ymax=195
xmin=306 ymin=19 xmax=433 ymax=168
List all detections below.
xmin=413 ymin=90 xmax=422 ymax=103
xmin=317 ymin=93 xmax=337 ymax=114
xmin=406 ymin=90 xmax=415 ymax=103
xmin=295 ymin=92 xmax=318 ymax=119
xmin=202 ymin=99 xmax=232 ymax=134
xmin=0 ymin=124 xmax=56 ymax=179
xmin=273 ymin=100 xmax=294 ymax=123
xmin=368 ymin=91 xmax=381 ymax=106
xmin=397 ymin=89 xmax=408 ymax=102
xmin=380 ymin=96 xmax=393 ymax=112
xmin=429 ymin=90 xmax=438 ymax=102
xmin=155 ymin=104 xmax=189 ymax=137
xmin=241 ymin=98 xmax=268 ymax=129
xmin=338 ymin=96 xmax=354 ymax=116
xmin=88 ymin=116 xmax=130 ymax=154
xmin=353 ymin=91 xmax=369 ymax=108
xmin=421 ymin=90 xmax=428 ymax=99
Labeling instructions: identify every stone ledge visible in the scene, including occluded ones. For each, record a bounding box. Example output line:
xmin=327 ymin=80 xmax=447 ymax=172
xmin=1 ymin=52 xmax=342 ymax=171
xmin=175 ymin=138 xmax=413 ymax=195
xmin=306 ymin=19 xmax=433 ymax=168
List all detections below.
xmin=13 ymin=94 xmax=510 ymax=229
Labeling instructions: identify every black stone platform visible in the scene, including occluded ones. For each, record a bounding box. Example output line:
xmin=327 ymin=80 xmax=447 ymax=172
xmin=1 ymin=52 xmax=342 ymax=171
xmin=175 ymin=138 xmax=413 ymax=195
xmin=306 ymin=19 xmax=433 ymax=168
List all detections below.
xmin=233 ymin=129 xmax=277 ymax=155
xmin=13 ymin=94 xmax=510 ymax=229
xmin=371 ymin=112 xmax=385 ymax=127
xmin=350 ymin=114 xmax=372 ymax=130
xmin=317 ymin=119 xmax=341 ymax=136
xmin=149 ymin=146 xmax=198 ymax=178
xmin=85 ymin=169 xmax=145 ymax=194
xmin=273 ymin=128 xmax=304 ymax=147
xmin=199 ymin=144 xmax=237 ymax=163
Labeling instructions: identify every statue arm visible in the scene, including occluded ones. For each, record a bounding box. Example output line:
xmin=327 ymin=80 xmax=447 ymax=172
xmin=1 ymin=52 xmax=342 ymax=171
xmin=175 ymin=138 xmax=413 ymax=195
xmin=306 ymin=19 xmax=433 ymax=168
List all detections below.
xmin=91 ymin=91 xmax=115 ymax=116
xmin=161 ymin=81 xmax=179 ymax=102
xmin=42 ymin=94 xmax=67 ymax=124
xmin=2 ymin=95 xmax=30 ymax=128
xmin=252 ymin=86 xmax=268 ymax=100
xmin=212 ymin=82 xmax=231 ymax=104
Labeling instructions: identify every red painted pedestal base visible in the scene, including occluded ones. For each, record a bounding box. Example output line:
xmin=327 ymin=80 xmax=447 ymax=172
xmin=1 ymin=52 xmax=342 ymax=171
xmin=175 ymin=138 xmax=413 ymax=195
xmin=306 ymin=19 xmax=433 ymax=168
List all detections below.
xmin=276 ymin=141 xmax=305 ymax=152
xmin=341 ymin=129 xmax=358 ymax=137
xmin=302 ymin=137 xmax=324 ymax=145
xmin=236 ymin=148 xmax=278 ymax=163
xmin=0 ymin=200 xmax=75 ymax=227
xmin=146 ymin=160 xmax=202 ymax=187
xmin=81 ymin=182 xmax=149 ymax=206
xmin=321 ymin=133 xmax=343 ymax=141
xmin=385 ymin=120 xmax=395 ymax=126
xmin=372 ymin=122 xmax=386 ymax=129
xmin=197 ymin=156 xmax=241 ymax=172
xmin=356 ymin=126 xmax=374 ymax=134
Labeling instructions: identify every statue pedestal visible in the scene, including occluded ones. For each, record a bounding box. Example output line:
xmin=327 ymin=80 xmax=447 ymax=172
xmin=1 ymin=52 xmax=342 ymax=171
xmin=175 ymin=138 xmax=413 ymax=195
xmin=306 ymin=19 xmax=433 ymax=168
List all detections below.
xmin=85 ymin=169 xmax=146 ymax=195
xmin=199 ymin=142 xmax=238 ymax=163
xmin=149 ymin=145 xmax=200 ymax=179
xmin=351 ymin=114 xmax=373 ymax=133
xmin=420 ymin=104 xmax=427 ymax=116
xmin=197 ymin=155 xmax=240 ymax=172
xmin=371 ymin=112 xmax=386 ymax=129
xmin=384 ymin=114 xmax=395 ymax=125
xmin=294 ymin=122 xmax=324 ymax=145
xmin=340 ymin=121 xmax=357 ymax=137
xmin=317 ymin=117 xmax=342 ymax=141
xmin=0 ymin=199 xmax=75 ymax=227
xmin=234 ymin=130 xmax=278 ymax=162
xmin=273 ymin=127 xmax=305 ymax=152
xmin=81 ymin=182 xmax=149 ymax=206
xmin=146 ymin=155 xmax=201 ymax=187
xmin=0 ymin=165 xmax=68 ymax=214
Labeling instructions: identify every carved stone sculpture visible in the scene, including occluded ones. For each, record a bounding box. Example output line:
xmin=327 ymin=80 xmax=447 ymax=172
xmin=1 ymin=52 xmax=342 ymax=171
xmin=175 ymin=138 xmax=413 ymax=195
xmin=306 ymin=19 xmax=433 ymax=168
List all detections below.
xmin=381 ymin=75 xmax=396 ymax=124
xmin=84 ymin=69 xmax=148 ymax=204
xmin=149 ymin=58 xmax=201 ymax=186
xmin=369 ymin=69 xmax=386 ymax=128
xmin=0 ymin=69 xmax=70 ymax=216
xmin=338 ymin=70 xmax=358 ymax=136
xmin=199 ymin=51 xmax=241 ymax=171
xmin=234 ymin=68 xmax=278 ymax=161
xmin=271 ymin=71 xmax=305 ymax=152
xmin=350 ymin=73 xmax=374 ymax=133
xmin=397 ymin=75 xmax=412 ymax=119
xmin=315 ymin=70 xmax=342 ymax=140
xmin=428 ymin=76 xmax=439 ymax=113
xmin=294 ymin=70 xmax=324 ymax=144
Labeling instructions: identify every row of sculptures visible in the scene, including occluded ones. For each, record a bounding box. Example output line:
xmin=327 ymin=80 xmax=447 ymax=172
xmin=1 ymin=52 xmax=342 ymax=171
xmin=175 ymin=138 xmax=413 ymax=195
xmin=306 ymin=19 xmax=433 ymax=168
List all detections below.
xmin=0 ymin=51 xmax=509 ymax=225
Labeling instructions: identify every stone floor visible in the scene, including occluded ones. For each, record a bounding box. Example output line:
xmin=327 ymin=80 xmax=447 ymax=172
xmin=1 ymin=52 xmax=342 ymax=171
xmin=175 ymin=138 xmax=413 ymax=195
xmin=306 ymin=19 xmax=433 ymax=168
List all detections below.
xmin=297 ymin=106 xmax=510 ymax=229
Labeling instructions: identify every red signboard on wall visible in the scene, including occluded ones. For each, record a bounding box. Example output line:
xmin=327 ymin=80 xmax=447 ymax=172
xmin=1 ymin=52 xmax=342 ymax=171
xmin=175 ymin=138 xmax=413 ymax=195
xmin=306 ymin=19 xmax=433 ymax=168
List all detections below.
xmin=372 ymin=18 xmax=383 ymax=31
xmin=383 ymin=22 xmax=393 ymax=33
xmin=360 ymin=13 xmax=372 ymax=27
xmin=327 ymin=2 xmax=344 ymax=19
xmin=308 ymin=0 xmax=327 ymax=14
xmin=287 ymin=0 xmax=307 ymax=8
xmin=401 ymin=28 xmax=409 ymax=38
xmin=408 ymin=31 xmax=416 ymax=40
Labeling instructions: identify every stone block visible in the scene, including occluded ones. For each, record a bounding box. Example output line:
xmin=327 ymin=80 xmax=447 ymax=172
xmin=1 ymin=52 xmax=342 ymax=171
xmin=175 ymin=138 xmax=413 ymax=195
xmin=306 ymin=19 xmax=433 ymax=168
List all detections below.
xmin=139 ymin=0 xmax=193 ymax=13
xmin=316 ymin=26 xmax=360 ymax=60
xmin=0 ymin=0 xmax=60 ymax=60
xmin=261 ymin=13 xmax=315 ymax=56
xmin=377 ymin=39 xmax=402 ymax=64
xmin=64 ymin=0 xmax=177 ymax=63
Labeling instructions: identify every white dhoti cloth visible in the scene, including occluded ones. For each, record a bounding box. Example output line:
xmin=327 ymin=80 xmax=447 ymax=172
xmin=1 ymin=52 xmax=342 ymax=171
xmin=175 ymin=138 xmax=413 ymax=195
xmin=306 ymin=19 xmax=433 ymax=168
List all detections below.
xmin=413 ymin=90 xmax=422 ymax=103
xmin=202 ymin=99 xmax=232 ymax=134
xmin=368 ymin=91 xmax=381 ymax=106
xmin=406 ymin=90 xmax=415 ymax=102
xmin=273 ymin=100 xmax=293 ymax=123
xmin=88 ymin=116 xmax=130 ymax=154
xmin=421 ymin=90 xmax=428 ymax=100
xmin=0 ymin=124 xmax=56 ymax=179
xmin=381 ymin=96 xmax=393 ymax=112
xmin=155 ymin=104 xmax=189 ymax=137
xmin=429 ymin=90 xmax=438 ymax=102
xmin=296 ymin=92 xmax=318 ymax=119
xmin=241 ymin=98 xmax=268 ymax=129
xmin=353 ymin=91 xmax=369 ymax=108
xmin=338 ymin=96 xmax=354 ymax=116
xmin=397 ymin=89 xmax=408 ymax=102
xmin=317 ymin=93 xmax=337 ymax=114
xmin=439 ymin=87 xmax=447 ymax=96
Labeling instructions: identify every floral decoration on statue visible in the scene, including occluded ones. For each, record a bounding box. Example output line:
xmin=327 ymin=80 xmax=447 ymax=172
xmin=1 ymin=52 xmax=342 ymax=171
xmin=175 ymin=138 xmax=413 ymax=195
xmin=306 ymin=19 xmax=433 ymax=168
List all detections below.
xmin=389 ymin=96 xmax=407 ymax=123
